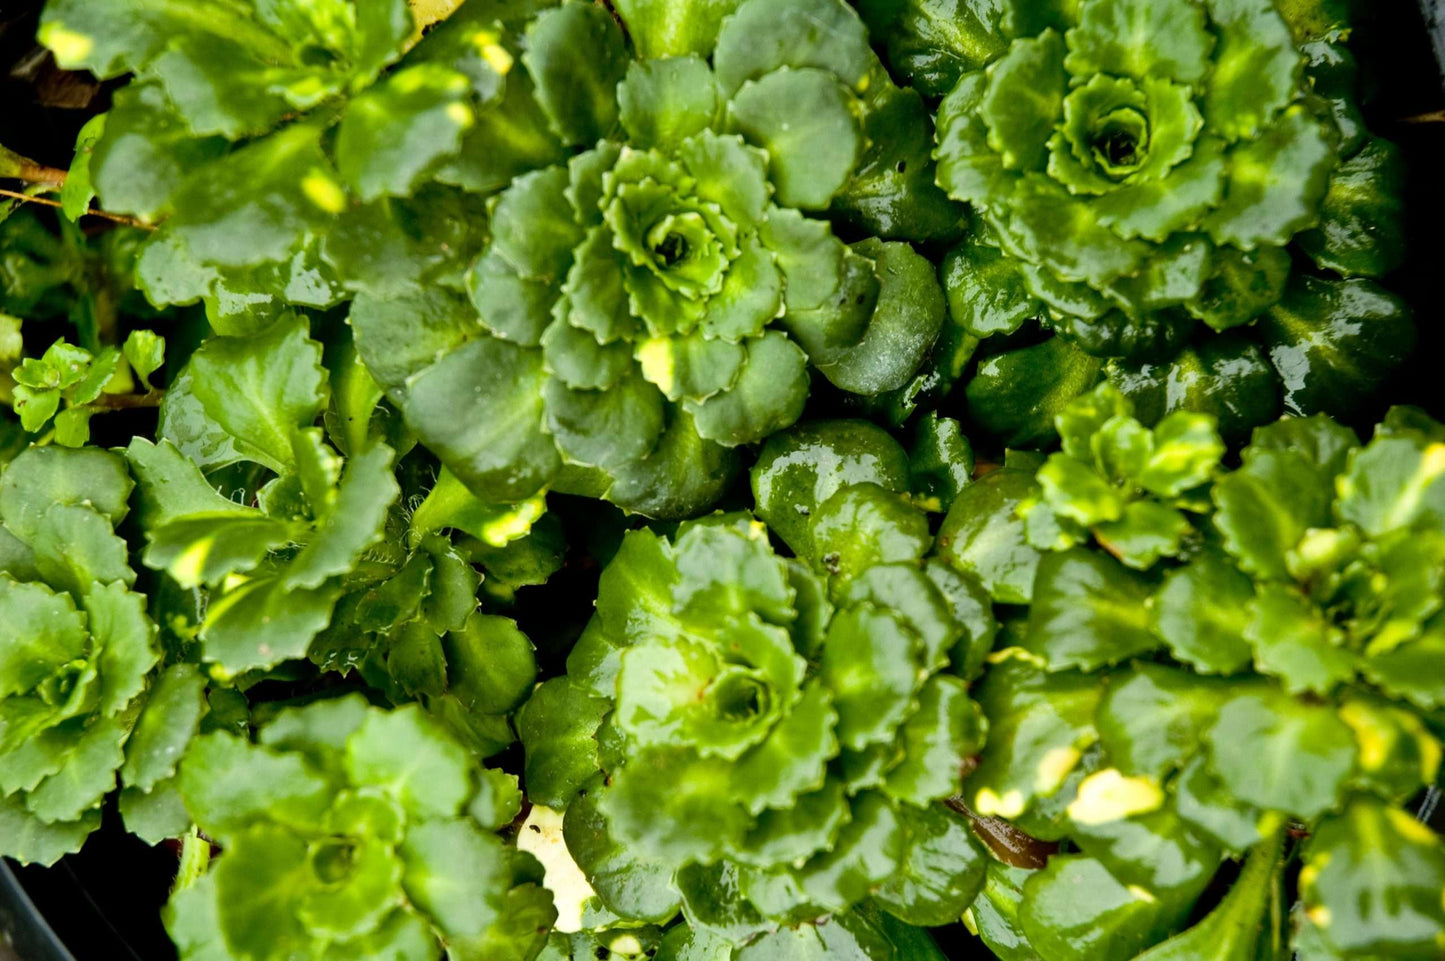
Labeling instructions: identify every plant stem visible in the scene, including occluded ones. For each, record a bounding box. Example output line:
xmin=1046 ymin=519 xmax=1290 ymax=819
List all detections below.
xmin=171 ymin=829 xmax=213 ymax=896
xmin=89 ymin=389 xmax=166 ymax=411
xmin=0 ymin=144 xmax=68 ymax=186
xmin=0 ymin=187 xmax=156 ymax=230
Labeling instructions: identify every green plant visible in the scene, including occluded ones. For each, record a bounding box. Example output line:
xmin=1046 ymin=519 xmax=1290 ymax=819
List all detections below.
xmin=940 ymin=395 xmax=1445 ymax=960
xmin=350 ymin=0 xmax=960 ymax=518
xmin=0 ymin=0 xmax=1438 ymax=958
xmin=166 ymin=695 xmax=554 ymax=961
xmin=517 ymin=420 xmax=994 ymax=946
xmin=0 ymin=445 xmax=159 ymax=863
xmin=878 ymin=0 xmax=1413 ymax=446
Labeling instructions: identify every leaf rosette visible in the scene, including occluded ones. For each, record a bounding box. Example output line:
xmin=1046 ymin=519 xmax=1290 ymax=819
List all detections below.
xmin=938 ymin=401 xmax=1445 ymax=960
xmin=166 ymin=696 xmax=554 ymax=961
xmin=351 ymin=0 xmax=954 ymax=518
xmin=517 ymin=422 xmax=996 ymax=937
xmin=0 ymin=446 xmax=161 ymax=864
xmin=913 ymin=0 xmax=1413 ymax=446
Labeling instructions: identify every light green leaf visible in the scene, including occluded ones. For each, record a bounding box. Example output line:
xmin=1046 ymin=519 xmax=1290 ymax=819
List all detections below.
xmin=336 ymin=63 xmax=475 ymax=202
xmin=1204 ymin=686 xmax=1356 ymax=819
xmin=1299 ymin=797 xmax=1445 ymax=958
xmin=1206 ymin=106 xmax=1335 ymax=249
xmin=980 ymin=30 xmax=1066 ymax=172
xmin=1024 ymin=549 xmax=1157 ymax=672
xmin=1149 ymin=549 xmax=1255 ymax=675
xmin=1202 ymin=0 xmax=1304 ymax=142
xmin=187 ymin=314 xmax=328 ymax=475
xmin=61 ymin=113 xmax=106 ymax=221
xmin=121 ymin=664 xmax=207 ymax=792
xmin=618 ymin=56 xmax=718 ymax=151
xmin=522 ymin=3 xmax=627 ymax=147
xmin=516 ymin=677 xmax=609 ymax=808
xmin=345 ymin=706 xmax=473 ymax=819
xmin=730 ymin=67 xmax=861 ymax=211
xmin=1063 ymin=0 xmax=1213 ymax=84
xmin=0 ymin=795 xmax=100 ymax=865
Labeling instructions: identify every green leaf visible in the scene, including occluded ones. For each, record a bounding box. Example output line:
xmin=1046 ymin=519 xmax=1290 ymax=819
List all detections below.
xmin=686 ymin=332 xmax=808 ymax=447
xmin=792 ymin=791 xmax=904 ymax=911
xmin=1020 ymin=855 xmax=1182 ymax=961
xmin=873 ymin=803 xmax=987 ymax=927
xmin=86 ymin=581 xmax=159 ymax=716
xmin=805 ymin=239 xmax=948 ymax=396
xmin=1300 ymin=797 xmax=1445 ymax=958
xmin=614 ymin=0 xmax=741 ymax=59
xmin=564 ymin=783 xmax=681 ymax=924
xmin=179 ymin=731 xmax=332 ymax=838
xmin=1258 ymin=275 xmax=1414 ymax=419
xmin=751 ymin=419 xmax=910 ymax=563
xmin=1024 ymin=549 xmax=1157 ymax=672
xmin=121 ymin=664 xmax=207 ymax=792
xmin=942 ymin=232 xmax=1041 ymax=338
xmin=1172 ymin=756 xmax=1267 ymax=853
xmin=0 ymin=795 xmax=100 ymax=865
xmin=730 ymin=67 xmax=862 ymax=211
xmin=883 ymin=674 xmax=986 ymax=805
xmin=1128 ymin=829 xmax=1285 ymax=961
xmin=285 ymin=443 xmax=398 ymax=589
xmin=810 ymin=484 xmax=931 ymax=595
xmin=201 ymin=577 xmax=342 ymax=674
xmin=1149 ymin=551 xmax=1255 ymax=674
xmin=1067 ymin=787 xmax=1222 ymax=899
xmin=966 ymin=658 xmax=1101 ymax=819
xmin=1096 ymin=664 xmax=1228 ymax=780
xmin=937 ymin=468 xmax=1044 ymax=605
xmin=90 ymin=82 xmax=226 ymax=221
xmin=1062 ymin=0 xmax=1213 ymax=85
xmin=1202 ymin=0 xmax=1304 ymax=142
xmin=61 ymin=113 xmax=106 ymax=221
xmin=166 ymin=122 xmax=343 ymax=269
xmin=444 ymin=612 xmax=537 ymax=716
xmin=618 ymin=56 xmax=719 ymax=152
xmin=516 ymin=678 xmax=609 ymax=808
xmin=350 ymin=286 xmax=479 ymax=391
xmin=980 ymin=30 xmax=1066 ymax=172
xmin=25 ymin=714 xmax=127 ymax=824
xmin=0 ymin=577 xmax=87 ymax=698
xmin=336 ymin=63 xmax=475 ymax=202
xmin=400 ymin=818 xmax=511 ymax=944
xmin=676 ymin=861 xmax=766 ymax=941
xmin=118 ymin=779 xmax=192 ymax=845
xmin=522 ymin=3 xmax=627 ymax=147
xmin=122 ymin=329 xmax=165 ymax=391
xmin=601 ymin=748 xmax=750 ymax=863
xmin=187 ymin=314 xmax=328 ymax=474
xmin=1337 ymin=434 xmax=1445 ymax=539
xmin=965 ymin=337 xmax=1105 ymax=450
xmin=144 ymin=513 xmax=298 ymax=589
xmin=1244 ymin=586 xmax=1355 ymax=695
xmin=1299 ymin=136 xmax=1406 ymax=279
xmin=1206 ymin=106 xmax=1335 ymax=249
xmin=1212 ymin=446 xmax=1335 ymax=580
xmin=210 ymin=824 xmax=314 ymax=960
xmin=399 ymin=336 xmax=561 ymax=503
xmin=0 ymin=445 xmax=132 ymax=542
xmin=711 ymin=0 xmax=873 ymax=96
xmin=346 ymin=706 xmax=474 ymax=819
xmin=1204 ymin=686 xmax=1356 ymax=819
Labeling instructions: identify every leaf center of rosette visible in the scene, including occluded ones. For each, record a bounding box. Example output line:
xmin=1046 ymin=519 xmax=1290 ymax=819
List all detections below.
xmin=309 ymin=838 xmax=359 ymax=885
xmin=35 ymin=658 xmax=99 ymax=714
xmin=1090 ymin=107 xmax=1149 ymax=176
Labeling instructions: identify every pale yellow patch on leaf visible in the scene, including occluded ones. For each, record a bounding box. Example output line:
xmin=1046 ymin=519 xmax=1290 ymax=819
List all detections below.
xmin=1066 ymin=768 xmax=1163 ymax=825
